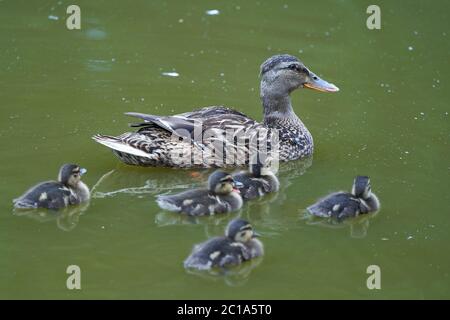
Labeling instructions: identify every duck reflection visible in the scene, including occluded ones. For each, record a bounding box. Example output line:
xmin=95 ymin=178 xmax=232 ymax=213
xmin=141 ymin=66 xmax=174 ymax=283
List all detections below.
xmin=13 ymin=201 xmax=89 ymax=232
xmin=91 ymin=158 xmax=311 ymax=228
xmin=301 ymin=210 xmax=380 ymax=239
xmin=185 ymin=256 xmax=264 ymax=287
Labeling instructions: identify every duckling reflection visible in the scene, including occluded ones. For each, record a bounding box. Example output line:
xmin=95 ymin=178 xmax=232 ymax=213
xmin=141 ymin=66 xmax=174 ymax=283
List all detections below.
xmin=185 ymin=255 xmax=263 ymax=287
xmin=184 ymin=219 xmax=263 ymax=270
xmin=307 ymin=176 xmax=380 ymax=221
xmin=156 ymin=170 xmax=243 ymax=216
xmin=302 ymin=210 xmax=379 ymax=239
xmin=13 ymin=200 xmax=89 ymax=232
xmin=13 ymin=164 xmax=90 ymax=210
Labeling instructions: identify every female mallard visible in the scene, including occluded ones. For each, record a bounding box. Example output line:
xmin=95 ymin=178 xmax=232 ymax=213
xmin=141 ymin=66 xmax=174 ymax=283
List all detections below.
xmin=156 ymin=170 xmax=243 ymax=216
xmin=307 ymin=176 xmax=380 ymax=222
xmin=13 ymin=164 xmax=90 ymax=210
xmin=93 ymin=54 xmax=339 ymax=168
xmin=184 ymin=218 xmax=263 ymax=270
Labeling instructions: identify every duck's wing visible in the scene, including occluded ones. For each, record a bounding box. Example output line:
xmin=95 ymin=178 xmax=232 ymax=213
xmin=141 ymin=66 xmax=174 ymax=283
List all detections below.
xmin=157 ymin=189 xmax=216 ymax=216
xmin=13 ymin=182 xmax=72 ymax=210
xmin=180 ymin=106 xmax=249 ymax=119
xmin=232 ymin=172 xmax=265 ymax=200
xmin=126 ymin=106 xmax=256 ymax=139
xmin=184 ymin=237 xmax=238 ymax=270
xmin=307 ymin=192 xmax=354 ymax=218
xmin=126 ymin=112 xmax=199 ymax=140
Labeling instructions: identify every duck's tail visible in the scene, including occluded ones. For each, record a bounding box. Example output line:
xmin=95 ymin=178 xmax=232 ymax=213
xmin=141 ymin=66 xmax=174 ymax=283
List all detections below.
xmin=92 ymin=133 xmax=163 ymax=166
xmin=92 ymin=134 xmax=153 ymax=158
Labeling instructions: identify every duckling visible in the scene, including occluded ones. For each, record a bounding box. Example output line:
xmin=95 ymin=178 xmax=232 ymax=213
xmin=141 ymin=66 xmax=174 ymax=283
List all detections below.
xmin=156 ymin=170 xmax=243 ymax=216
xmin=307 ymin=176 xmax=380 ymax=221
xmin=13 ymin=164 xmax=90 ymax=210
xmin=232 ymin=160 xmax=279 ymax=200
xmin=184 ymin=219 xmax=264 ymax=270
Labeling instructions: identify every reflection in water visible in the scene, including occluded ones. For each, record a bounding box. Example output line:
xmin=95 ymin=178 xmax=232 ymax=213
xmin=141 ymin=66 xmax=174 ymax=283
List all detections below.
xmin=87 ymin=158 xmax=311 ymax=282
xmin=13 ymin=201 xmax=90 ymax=232
xmin=185 ymin=257 xmax=263 ymax=287
xmin=92 ymin=157 xmax=312 ymax=226
xmin=91 ymin=168 xmax=209 ymax=199
xmin=301 ymin=210 xmax=380 ymax=239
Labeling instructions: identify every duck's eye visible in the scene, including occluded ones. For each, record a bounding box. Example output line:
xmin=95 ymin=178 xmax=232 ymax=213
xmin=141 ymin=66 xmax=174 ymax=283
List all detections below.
xmin=288 ymin=64 xmax=298 ymax=71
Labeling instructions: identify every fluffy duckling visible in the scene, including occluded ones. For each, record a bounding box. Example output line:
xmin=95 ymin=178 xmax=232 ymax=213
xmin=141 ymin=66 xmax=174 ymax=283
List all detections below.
xmin=156 ymin=170 xmax=243 ymax=216
xmin=184 ymin=219 xmax=264 ymax=270
xmin=232 ymin=161 xmax=279 ymax=200
xmin=13 ymin=164 xmax=90 ymax=210
xmin=307 ymin=176 xmax=380 ymax=221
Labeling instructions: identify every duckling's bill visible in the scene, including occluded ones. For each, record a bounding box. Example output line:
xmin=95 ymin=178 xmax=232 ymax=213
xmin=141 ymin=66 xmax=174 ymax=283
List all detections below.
xmin=233 ymin=181 xmax=244 ymax=193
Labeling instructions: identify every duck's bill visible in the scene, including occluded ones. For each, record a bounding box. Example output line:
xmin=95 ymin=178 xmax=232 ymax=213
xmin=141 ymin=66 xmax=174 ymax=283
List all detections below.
xmin=304 ymin=73 xmax=339 ymax=92
xmin=233 ymin=181 xmax=244 ymax=189
xmin=80 ymin=168 xmax=87 ymax=175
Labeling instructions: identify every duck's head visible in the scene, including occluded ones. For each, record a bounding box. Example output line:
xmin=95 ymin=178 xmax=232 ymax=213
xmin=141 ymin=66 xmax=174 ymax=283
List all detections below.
xmin=260 ymin=54 xmax=339 ymax=99
xmin=225 ymin=219 xmax=260 ymax=243
xmin=58 ymin=164 xmax=87 ymax=188
xmin=351 ymin=176 xmax=371 ymax=199
xmin=208 ymin=170 xmax=243 ymax=195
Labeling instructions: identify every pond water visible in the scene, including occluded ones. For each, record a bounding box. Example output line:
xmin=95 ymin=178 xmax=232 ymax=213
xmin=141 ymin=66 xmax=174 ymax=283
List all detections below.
xmin=0 ymin=0 xmax=449 ymax=299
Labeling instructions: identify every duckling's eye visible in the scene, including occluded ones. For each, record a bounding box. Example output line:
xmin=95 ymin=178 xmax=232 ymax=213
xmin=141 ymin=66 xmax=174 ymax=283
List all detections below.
xmin=288 ymin=64 xmax=298 ymax=71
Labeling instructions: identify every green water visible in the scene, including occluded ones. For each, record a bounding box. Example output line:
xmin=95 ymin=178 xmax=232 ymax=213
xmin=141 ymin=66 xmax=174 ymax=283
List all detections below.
xmin=1 ymin=0 xmax=449 ymax=299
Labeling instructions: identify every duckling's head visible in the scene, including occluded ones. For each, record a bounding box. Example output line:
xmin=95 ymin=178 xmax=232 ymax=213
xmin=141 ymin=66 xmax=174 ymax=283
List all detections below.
xmin=207 ymin=170 xmax=241 ymax=195
xmin=260 ymin=54 xmax=339 ymax=100
xmin=58 ymin=164 xmax=87 ymax=188
xmin=225 ymin=219 xmax=259 ymax=243
xmin=352 ymin=176 xmax=371 ymax=199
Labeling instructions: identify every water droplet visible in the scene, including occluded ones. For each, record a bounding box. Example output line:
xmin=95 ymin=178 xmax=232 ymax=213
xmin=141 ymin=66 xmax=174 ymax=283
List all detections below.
xmin=206 ymin=9 xmax=220 ymax=16
xmin=162 ymin=72 xmax=179 ymax=77
xmin=408 ymin=46 xmax=414 ymax=51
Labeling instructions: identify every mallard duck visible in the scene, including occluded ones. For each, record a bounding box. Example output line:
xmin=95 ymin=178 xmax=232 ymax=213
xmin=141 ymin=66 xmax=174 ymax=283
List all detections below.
xmin=232 ymin=160 xmax=279 ymax=200
xmin=93 ymin=54 xmax=339 ymax=168
xmin=13 ymin=164 xmax=90 ymax=210
xmin=156 ymin=170 xmax=243 ymax=216
xmin=307 ymin=176 xmax=380 ymax=221
xmin=184 ymin=218 xmax=263 ymax=270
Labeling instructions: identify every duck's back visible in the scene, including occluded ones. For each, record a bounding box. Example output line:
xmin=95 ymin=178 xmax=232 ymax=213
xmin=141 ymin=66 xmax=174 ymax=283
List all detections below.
xmin=307 ymin=192 xmax=363 ymax=221
xmin=157 ymin=189 xmax=229 ymax=216
xmin=233 ymin=172 xmax=271 ymax=200
xmin=13 ymin=181 xmax=72 ymax=210
xmin=184 ymin=237 xmax=247 ymax=270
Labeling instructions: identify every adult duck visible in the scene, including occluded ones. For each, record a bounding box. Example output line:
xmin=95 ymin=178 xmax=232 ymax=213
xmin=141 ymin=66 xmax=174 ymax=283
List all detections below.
xmin=93 ymin=54 xmax=339 ymax=168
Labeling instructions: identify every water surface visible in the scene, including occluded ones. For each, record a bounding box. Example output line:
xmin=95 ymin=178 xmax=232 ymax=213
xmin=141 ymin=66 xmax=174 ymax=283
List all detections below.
xmin=0 ymin=0 xmax=449 ymax=299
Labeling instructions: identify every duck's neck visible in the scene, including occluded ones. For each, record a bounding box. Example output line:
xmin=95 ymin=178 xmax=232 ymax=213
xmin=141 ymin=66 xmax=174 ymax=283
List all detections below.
xmin=261 ymin=88 xmax=301 ymax=128
xmin=75 ymin=181 xmax=90 ymax=202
